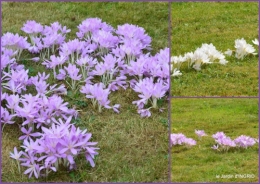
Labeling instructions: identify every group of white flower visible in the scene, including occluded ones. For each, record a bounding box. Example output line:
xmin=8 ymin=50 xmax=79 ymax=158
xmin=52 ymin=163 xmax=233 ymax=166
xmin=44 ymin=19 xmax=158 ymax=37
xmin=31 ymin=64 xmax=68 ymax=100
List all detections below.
xmin=171 ymin=38 xmax=259 ymax=77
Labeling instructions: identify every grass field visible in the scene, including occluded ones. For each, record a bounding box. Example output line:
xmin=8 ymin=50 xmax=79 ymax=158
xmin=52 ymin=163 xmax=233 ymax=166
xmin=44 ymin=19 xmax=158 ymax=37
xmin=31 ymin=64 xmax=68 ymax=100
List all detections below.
xmin=171 ymin=98 xmax=259 ymax=182
xmin=1 ymin=2 xmax=169 ymax=182
xmin=171 ymin=2 xmax=259 ymax=96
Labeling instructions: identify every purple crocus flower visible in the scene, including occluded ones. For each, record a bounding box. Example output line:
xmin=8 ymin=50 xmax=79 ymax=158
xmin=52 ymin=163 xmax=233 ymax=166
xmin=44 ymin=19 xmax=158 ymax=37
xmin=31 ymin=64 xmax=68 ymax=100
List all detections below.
xmin=212 ymin=132 xmax=236 ymax=151
xmin=108 ymin=75 xmax=128 ymax=91
xmin=171 ymin=133 xmax=186 ymax=146
xmin=76 ymin=55 xmax=97 ymax=80
xmin=2 ymin=80 xmax=23 ymax=94
xmin=212 ymin=131 xmax=227 ymax=140
xmin=76 ymin=18 xmax=113 ymax=40
xmin=19 ymin=127 xmax=41 ymax=142
xmin=76 ymin=55 xmax=97 ymax=67
xmin=147 ymin=48 xmax=170 ymax=79
xmin=81 ymin=83 xmax=119 ymax=113
xmin=59 ymin=137 xmax=83 ymax=155
xmin=21 ymin=154 xmax=41 ymax=179
xmin=127 ymin=59 xmax=146 ymax=78
xmin=35 ymin=117 xmax=99 ymax=172
xmin=60 ymin=39 xmax=85 ymax=59
xmin=42 ymin=55 xmax=66 ymax=69
xmin=48 ymin=95 xmax=70 ymax=114
xmin=64 ymin=64 xmax=82 ymax=81
xmin=116 ymin=23 xmax=151 ymax=50
xmin=137 ymin=108 xmax=151 ymax=117
xmin=15 ymin=95 xmax=39 ymax=126
xmin=1 ymin=50 xmax=16 ymax=71
xmin=171 ymin=133 xmax=196 ymax=147
xmin=21 ymin=139 xmax=39 ymax=154
xmin=28 ymin=37 xmax=43 ymax=53
xmin=184 ymin=138 xmax=197 ymax=146
xmin=81 ymin=40 xmax=98 ymax=55
xmin=195 ymin=130 xmax=207 ymax=138
xmin=1 ymin=92 xmax=7 ymax=101
xmin=56 ymin=69 xmax=66 ymax=80
xmin=3 ymin=68 xmax=30 ymax=92
xmin=211 ymin=144 xmax=219 ymax=150
xmin=40 ymin=22 xmax=70 ymax=50
xmin=10 ymin=147 xmax=22 ymax=160
xmin=132 ymin=77 xmax=168 ymax=112
xmin=1 ymin=32 xmax=30 ymax=50
xmin=234 ymin=135 xmax=256 ymax=148
xmin=92 ymin=30 xmax=119 ymax=54
xmin=1 ymin=107 xmax=16 ymax=125
xmin=216 ymin=136 xmax=236 ymax=148
xmin=5 ymin=94 xmax=20 ymax=112
xmin=21 ymin=20 xmax=43 ymax=35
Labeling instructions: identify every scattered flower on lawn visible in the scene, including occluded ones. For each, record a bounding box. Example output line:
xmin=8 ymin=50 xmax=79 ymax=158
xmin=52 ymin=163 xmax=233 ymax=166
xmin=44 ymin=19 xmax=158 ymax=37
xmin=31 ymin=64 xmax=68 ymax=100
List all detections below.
xmin=171 ymin=43 xmax=228 ymax=73
xmin=212 ymin=132 xmax=258 ymax=151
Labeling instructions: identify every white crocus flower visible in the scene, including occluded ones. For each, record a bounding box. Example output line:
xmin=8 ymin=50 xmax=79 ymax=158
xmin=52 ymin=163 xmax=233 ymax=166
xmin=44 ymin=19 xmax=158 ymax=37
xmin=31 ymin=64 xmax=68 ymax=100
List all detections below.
xmin=235 ymin=38 xmax=256 ymax=59
xmin=252 ymin=38 xmax=259 ymax=46
xmin=172 ymin=68 xmax=182 ymax=77
xmin=193 ymin=49 xmax=211 ymax=64
xmin=171 ymin=42 xmax=227 ymax=72
xmin=171 ymin=55 xmax=186 ymax=70
xmin=219 ymin=59 xmax=228 ymax=65
xmin=224 ymin=49 xmax=233 ymax=56
xmin=184 ymin=52 xmax=194 ymax=67
xmin=192 ymin=63 xmax=202 ymax=71
xmin=171 ymin=55 xmax=186 ymax=64
xmin=170 ymin=56 xmax=179 ymax=64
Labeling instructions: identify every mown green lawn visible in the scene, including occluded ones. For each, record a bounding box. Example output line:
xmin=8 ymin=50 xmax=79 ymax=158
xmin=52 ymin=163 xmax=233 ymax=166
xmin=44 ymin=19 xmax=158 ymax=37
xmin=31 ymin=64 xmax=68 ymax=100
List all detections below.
xmin=171 ymin=98 xmax=258 ymax=182
xmin=171 ymin=2 xmax=258 ymax=96
xmin=1 ymin=2 xmax=169 ymax=182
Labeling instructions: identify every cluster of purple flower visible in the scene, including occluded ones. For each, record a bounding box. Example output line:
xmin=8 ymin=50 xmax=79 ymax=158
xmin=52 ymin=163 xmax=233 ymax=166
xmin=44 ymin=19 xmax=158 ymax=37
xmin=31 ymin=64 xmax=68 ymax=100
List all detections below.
xmin=80 ymin=82 xmax=120 ymax=113
xmin=1 ymin=17 xmax=169 ymax=178
xmin=1 ymin=26 xmax=99 ymax=178
xmin=212 ymin=132 xmax=258 ymax=151
xmin=1 ymin=32 xmax=30 ymax=61
xmin=10 ymin=117 xmax=98 ymax=178
xmin=170 ymin=133 xmax=197 ymax=147
xmin=1 ymin=68 xmax=98 ymax=178
xmin=2 ymin=17 xmax=169 ymax=116
xmin=22 ymin=20 xmax=70 ymax=58
xmin=132 ymin=77 xmax=168 ymax=117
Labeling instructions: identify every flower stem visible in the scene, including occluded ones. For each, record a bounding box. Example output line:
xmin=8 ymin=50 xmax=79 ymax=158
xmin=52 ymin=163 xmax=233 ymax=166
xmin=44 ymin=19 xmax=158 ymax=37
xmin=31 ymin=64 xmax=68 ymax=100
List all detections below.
xmin=98 ymin=104 xmax=102 ymax=113
xmin=152 ymin=97 xmax=157 ymax=109
xmin=17 ymin=160 xmax=21 ymax=173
